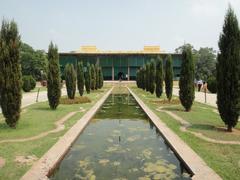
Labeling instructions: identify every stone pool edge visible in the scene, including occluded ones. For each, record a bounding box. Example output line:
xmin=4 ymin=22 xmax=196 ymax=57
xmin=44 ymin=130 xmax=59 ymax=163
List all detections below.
xmin=21 ymin=87 xmax=113 ymax=180
xmin=127 ymin=87 xmax=222 ymax=180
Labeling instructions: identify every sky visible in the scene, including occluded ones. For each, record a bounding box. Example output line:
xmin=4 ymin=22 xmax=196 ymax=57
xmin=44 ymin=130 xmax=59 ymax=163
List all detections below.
xmin=1 ymin=0 xmax=240 ymax=53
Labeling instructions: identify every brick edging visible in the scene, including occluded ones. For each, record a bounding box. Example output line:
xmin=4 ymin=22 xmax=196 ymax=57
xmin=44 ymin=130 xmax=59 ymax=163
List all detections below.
xmin=21 ymin=87 xmax=113 ymax=180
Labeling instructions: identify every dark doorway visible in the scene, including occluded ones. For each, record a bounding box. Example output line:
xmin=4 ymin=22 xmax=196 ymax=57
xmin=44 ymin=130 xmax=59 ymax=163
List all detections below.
xmin=118 ymin=72 xmax=124 ymax=81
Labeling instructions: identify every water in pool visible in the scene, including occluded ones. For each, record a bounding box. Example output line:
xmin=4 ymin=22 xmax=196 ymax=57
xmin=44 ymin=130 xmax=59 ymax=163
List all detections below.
xmin=51 ymin=93 xmax=191 ymax=180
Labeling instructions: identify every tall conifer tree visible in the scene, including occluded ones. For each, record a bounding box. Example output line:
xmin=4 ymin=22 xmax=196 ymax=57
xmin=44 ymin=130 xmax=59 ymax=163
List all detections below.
xmin=99 ymin=66 xmax=104 ymax=88
xmin=47 ymin=42 xmax=61 ymax=110
xmin=77 ymin=61 xmax=84 ymax=96
xmin=64 ymin=64 xmax=76 ymax=99
xmin=85 ymin=63 xmax=91 ymax=94
xmin=0 ymin=20 xmax=22 ymax=128
xmin=179 ymin=46 xmax=195 ymax=111
xmin=149 ymin=59 xmax=156 ymax=94
xmin=217 ymin=7 xmax=240 ymax=132
xmin=95 ymin=64 xmax=99 ymax=90
xmin=145 ymin=63 xmax=150 ymax=92
xmin=155 ymin=56 xmax=163 ymax=98
xmin=165 ymin=55 xmax=173 ymax=101
xmin=90 ymin=64 xmax=96 ymax=90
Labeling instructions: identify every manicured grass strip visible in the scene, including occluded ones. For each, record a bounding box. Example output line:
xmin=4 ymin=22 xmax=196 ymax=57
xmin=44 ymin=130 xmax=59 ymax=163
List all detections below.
xmin=0 ymin=87 xmax=109 ymax=180
xmin=130 ymin=86 xmax=240 ymax=180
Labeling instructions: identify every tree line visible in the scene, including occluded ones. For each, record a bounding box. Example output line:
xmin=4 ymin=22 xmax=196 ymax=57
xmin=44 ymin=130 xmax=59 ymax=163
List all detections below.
xmin=0 ymin=19 xmax=104 ymax=128
xmin=64 ymin=61 xmax=104 ymax=100
xmin=136 ymin=54 xmax=174 ymax=101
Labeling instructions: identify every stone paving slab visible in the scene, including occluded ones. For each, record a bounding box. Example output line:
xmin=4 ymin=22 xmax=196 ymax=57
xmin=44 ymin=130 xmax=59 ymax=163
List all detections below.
xmin=21 ymin=88 xmax=113 ymax=180
xmin=128 ymin=87 xmax=222 ymax=180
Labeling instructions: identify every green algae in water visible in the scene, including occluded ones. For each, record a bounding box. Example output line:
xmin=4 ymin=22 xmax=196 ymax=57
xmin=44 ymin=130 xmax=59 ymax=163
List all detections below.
xmin=51 ymin=94 xmax=191 ymax=180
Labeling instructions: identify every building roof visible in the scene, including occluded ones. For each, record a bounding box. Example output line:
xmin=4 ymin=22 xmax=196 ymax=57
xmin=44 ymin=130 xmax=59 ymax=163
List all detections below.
xmin=59 ymin=46 xmax=180 ymax=55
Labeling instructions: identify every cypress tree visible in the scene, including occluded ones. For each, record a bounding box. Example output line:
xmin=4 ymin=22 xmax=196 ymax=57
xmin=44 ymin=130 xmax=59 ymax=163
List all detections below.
xmin=90 ymin=64 xmax=96 ymax=90
xmin=77 ymin=61 xmax=84 ymax=96
xmin=140 ymin=68 xmax=144 ymax=89
xmin=64 ymin=63 xmax=76 ymax=99
xmin=155 ymin=56 xmax=163 ymax=98
xmin=165 ymin=54 xmax=173 ymax=101
xmin=47 ymin=42 xmax=61 ymax=110
xmin=136 ymin=69 xmax=140 ymax=88
xmin=149 ymin=59 xmax=156 ymax=94
xmin=217 ymin=7 xmax=240 ymax=132
xmin=179 ymin=46 xmax=195 ymax=111
xmin=145 ymin=63 xmax=150 ymax=92
xmin=0 ymin=19 xmax=22 ymax=128
xmin=85 ymin=63 xmax=91 ymax=94
xmin=99 ymin=66 xmax=104 ymax=88
xmin=95 ymin=64 xmax=99 ymax=90
xmin=142 ymin=65 xmax=146 ymax=90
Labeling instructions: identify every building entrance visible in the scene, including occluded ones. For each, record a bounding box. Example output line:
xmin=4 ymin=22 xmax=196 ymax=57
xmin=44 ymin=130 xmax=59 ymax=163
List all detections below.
xmin=118 ymin=72 xmax=124 ymax=81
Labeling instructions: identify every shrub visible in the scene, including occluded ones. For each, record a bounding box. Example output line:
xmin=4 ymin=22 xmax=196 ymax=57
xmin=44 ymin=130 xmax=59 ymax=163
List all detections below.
xmin=22 ymin=75 xmax=36 ymax=92
xmin=0 ymin=19 xmax=22 ymax=128
xmin=207 ymin=76 xmax=217 ymax=93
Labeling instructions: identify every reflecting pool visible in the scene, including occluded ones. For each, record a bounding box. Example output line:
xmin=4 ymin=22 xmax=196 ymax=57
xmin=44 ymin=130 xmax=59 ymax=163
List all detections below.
xmin=51 ymin=93 xmax=191 ymax=180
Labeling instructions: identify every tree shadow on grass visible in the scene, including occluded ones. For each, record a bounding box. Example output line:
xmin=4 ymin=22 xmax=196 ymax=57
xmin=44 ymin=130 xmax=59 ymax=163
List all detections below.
xmin=31 ymin=106 xmax=54 ymax=111
xmin=163 ymin=107 xmax=185 ymax=112
xmin=190 ymin=124 xmax=215 ymax=131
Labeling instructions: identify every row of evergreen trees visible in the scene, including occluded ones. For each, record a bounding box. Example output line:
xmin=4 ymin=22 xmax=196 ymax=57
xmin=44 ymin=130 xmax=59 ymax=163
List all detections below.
xmin=136 ymin=55 xmax=173 ymax=101
xmin=64 ymin=62 xmax=104 ymax=99
xmin=0 ymin=19 xmax=104 ymax=127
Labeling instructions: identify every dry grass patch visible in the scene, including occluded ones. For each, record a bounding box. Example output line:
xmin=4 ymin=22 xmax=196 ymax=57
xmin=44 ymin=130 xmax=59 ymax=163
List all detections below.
xmin=60 ymin=96 xmax=91 ymax=105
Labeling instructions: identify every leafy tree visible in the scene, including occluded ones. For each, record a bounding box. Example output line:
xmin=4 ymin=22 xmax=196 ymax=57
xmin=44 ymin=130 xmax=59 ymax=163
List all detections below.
xmin=179 ymin=46 xmax=195 ymax=111
xmin=207 ymin=76 xmax=217 ymax=93
xmin=22 ymin=75 xmax=36 ymax=92
xmin=95 ymin=64 xmax=99 ymax=90
xmin=155 ymin=56 xmax=163 ymax=98
xmin=175 ymin=43 xmax=196 ymax=54
xmin=64 ymin=63 xmax=76 ymax=99
xmin=90 ymin=64 xmax=96 ymax=90
xmin=0 ymin=19 xmax=22 ymax=128
xmin=85 ymin=63 xmax=91 ymax=94
xmin=47 ymin=42 xmax=61 ymax=110
xmin=216 ymin=7 xmax=240 ymax=132
xmin=20 ymin=43 xmax=47 ymax=80
xmin=149 ymin=59 xmax=156 ymax=94
xmin=195 ymin=47 xmax=216 ymax=80
xmin=99 ymin=66 xmax=104 ymax=88
xmin=77 ymin=61 xmax=84 ymax=96
xmin=145 ymin=62 xmax=150 ymax=92
xmin=165 ymin=55 xmax=173 ymax=101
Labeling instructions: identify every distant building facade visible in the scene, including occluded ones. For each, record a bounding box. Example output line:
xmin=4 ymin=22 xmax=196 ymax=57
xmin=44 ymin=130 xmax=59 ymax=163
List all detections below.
xmin=59 ymin=46 xmax=182 ymax=80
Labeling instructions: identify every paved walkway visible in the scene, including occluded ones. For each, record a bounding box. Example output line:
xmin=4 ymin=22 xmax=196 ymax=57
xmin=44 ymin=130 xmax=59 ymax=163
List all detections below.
xmin=173 ymin=88 xmax=217 ymax=107
xmin=0 ymin=89 xmax=67 ymax=113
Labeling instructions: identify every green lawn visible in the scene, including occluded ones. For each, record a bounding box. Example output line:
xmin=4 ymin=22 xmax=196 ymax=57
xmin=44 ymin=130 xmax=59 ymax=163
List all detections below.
xmin=0 ymin=86 xmax=110 ymax=180
xmin=130 ymin=85 xmax=240 ymax=180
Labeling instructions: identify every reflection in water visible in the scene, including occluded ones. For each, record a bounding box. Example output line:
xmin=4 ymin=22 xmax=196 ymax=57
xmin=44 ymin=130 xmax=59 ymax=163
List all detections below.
xmin=51 ymin=94 xmax=191 ymax=180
